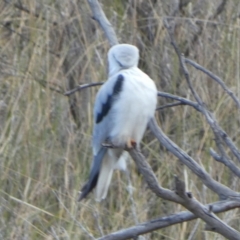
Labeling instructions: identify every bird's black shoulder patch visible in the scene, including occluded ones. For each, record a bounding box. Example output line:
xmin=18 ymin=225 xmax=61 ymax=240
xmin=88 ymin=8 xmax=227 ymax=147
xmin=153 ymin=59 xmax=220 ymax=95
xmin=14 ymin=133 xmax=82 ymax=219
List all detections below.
xmin=113 ymin=74 xmax=124 ymax=94
xmin=96 ymin=94 xmax=112 ymax=123
xmin=96 ymin=74 xmax=124 ymax=124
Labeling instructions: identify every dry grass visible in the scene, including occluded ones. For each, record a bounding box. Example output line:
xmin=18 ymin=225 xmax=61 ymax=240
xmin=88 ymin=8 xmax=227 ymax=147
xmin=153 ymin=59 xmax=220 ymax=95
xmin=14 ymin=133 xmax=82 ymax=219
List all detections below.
xmin=0 ymin=0 xmax=240 ymax=239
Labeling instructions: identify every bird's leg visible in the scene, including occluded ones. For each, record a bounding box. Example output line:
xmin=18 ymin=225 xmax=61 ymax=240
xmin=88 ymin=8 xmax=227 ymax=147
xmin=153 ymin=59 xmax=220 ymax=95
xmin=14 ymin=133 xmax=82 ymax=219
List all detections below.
xmin=102 ymin=139 xmax=137 ymax=150
xmin=126 ymin=139 xmax=137 ymax=149
xmin=131 ymin=139 xmax=137 ymax=148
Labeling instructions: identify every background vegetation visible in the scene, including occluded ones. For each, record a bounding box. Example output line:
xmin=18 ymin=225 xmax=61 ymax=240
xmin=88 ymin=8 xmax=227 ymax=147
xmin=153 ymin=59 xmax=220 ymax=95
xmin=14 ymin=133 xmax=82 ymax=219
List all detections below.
xmin=0 ymin=0 xmax=239 ymax=239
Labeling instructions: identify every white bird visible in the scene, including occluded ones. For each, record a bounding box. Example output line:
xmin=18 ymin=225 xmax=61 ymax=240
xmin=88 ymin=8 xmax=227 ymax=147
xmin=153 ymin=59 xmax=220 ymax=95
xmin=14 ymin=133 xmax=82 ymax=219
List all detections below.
xmin=79 ymin=44 xmax=157 ymax=201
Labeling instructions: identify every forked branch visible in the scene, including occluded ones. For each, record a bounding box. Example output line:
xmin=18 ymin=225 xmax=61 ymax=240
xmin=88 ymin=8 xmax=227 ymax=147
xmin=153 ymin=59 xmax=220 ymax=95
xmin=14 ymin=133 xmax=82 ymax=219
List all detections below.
xmin=98 ymin=200 xmax=240 ymax=240
xmin=84 ymin=0 xmax=240 ymax=239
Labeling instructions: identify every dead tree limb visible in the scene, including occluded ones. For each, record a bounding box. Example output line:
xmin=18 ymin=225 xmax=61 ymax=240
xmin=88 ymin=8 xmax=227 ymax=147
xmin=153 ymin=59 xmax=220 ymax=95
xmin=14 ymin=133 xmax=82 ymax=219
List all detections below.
xmin=185 ymin=58 xmax=240 ymax=110
xmin=164 ymin=20 xmax=240 ymax=163
xmin=149 ymin=118 xmax=240 ymax=200
xmin=98 ymin=200 xmax=240 ymax=240
xmin=86 ymin=0 xmax=240 ymax=239
xmin=64 ymin=82 xmax=104 ymax=96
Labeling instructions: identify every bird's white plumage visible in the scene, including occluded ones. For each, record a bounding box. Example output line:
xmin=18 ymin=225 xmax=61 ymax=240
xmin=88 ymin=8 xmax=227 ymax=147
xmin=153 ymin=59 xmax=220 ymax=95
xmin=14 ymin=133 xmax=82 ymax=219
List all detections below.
xmin=80 ymin=44 xmax=157 ymax=201
xmin=108 ymin=44 xmax=139 ymax=77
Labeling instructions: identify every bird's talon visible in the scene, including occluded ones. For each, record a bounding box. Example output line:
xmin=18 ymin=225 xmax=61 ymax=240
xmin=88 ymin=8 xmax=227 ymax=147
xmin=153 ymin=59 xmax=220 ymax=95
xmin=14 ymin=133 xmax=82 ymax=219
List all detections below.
xmin=131 ymin=140 xmax=136 ymax=148
xmin=126 ymin=139 xmax=136 ymax=149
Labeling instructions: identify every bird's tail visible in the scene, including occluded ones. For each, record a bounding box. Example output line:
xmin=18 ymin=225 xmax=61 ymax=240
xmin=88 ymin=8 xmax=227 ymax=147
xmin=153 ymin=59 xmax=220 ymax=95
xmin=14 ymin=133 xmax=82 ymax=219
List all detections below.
xmin=78 ymin=147 xmax=107 ymax=201
xmin=95 ymin=154 xmax=115 ymax=201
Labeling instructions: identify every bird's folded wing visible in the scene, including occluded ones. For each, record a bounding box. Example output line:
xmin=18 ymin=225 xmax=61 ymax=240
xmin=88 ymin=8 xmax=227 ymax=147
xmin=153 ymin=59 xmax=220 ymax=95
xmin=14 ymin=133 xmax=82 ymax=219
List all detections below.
xmin=92 ymin=74 xmax=125 ymax=154
xmin=78 ymin=147 xmax=107 ymax=201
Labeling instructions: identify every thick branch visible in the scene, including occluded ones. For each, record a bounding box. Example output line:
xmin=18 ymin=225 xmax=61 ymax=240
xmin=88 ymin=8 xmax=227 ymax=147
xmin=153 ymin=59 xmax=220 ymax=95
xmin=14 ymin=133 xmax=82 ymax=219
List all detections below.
xmin=87 ymin=1 xmax=240 ymax=239
xmin=210 ymin=148 xmax=240 ymax=178
xmin=87 ymin=0 xmax=118 ymax=46
xmin=98 ymin=200 xmax=240 ymax=240
xmin=149 ymin=118 xmax=240 ymax=200
xmin=128 ymin=149 xmax=183 ymax=203
xmin=128 ymin=148 xmax=240 ymax=240
xmin=102 ymin=134 xmax=240 ymax=239
xmin=158 ymin=91 xmax=201 ymax=111
xmin=172 ymin=177 xmax=240 ymax=239
xmin=164 ymin=21 xmax=240 ymax=163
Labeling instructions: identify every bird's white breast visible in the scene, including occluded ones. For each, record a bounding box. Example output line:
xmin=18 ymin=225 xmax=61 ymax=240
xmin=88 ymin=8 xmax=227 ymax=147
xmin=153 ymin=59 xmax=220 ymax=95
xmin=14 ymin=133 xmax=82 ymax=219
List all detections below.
xmin=109 ymin=67 xmax=157 ymax=146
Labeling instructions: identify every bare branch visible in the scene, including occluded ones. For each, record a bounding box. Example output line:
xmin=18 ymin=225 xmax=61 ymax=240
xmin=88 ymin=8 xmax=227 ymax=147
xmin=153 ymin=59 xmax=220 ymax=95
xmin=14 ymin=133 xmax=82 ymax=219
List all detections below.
xmin=86 ymin=1 xmax=240 ymax=239
xmin=217 ymin=127 xmax=240 ymax=163
xmin=128 ymin=149 xmax=183 ymax=203
xmin=98 ymin=200 xmax=240 ymax=240
xmin=65 ymin=84 xmax=201 ymax=113
xmin=128 ymin=148 xmax=240 ymax=240
xmin=102 ymin=142 xmax=240 ymax=238
xmin=87 ymin=0 xmax=119 ymax=46
xmin=156 ymin=102 xmax=184 ymax=111
xmin=65 ymin=86 xmax=201 ymax=111
xmin=158 ymin=91 xmax=201 ymax=111
xmin=164 ymin=20 xmax=240 ymax=163
xmin=64 ymin=82 xmax=104 ymax=96
xmin=164 ymin=20 xmax=203 ymax=106
xmin=149 ymin=118 xmax=240 ymax=200
xmin=185 ymin=58 xmax=240 ymax=110
xmin=210 ymin=148 xmax=240 ymax=178
xmin=173 ymin=177 xmax=240 ymax=240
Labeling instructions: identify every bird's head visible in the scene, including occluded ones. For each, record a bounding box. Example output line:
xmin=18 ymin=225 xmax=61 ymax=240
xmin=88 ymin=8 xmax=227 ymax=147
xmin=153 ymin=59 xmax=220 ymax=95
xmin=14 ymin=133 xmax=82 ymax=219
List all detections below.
xmin=107 ymin=44 xmax=139 ymax=77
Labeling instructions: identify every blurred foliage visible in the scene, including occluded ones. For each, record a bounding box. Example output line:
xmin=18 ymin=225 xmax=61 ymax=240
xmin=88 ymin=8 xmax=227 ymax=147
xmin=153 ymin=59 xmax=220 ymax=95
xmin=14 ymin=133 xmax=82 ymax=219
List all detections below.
xmin=0 ymin=0 xmax=240 ymax=239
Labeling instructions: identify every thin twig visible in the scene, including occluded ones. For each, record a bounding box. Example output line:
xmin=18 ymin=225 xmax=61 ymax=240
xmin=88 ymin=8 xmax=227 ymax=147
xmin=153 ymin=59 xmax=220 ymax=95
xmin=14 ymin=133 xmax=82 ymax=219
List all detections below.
xmin=156 ymin=102 xmax=184 ymax=111
xmin=210 ymin=148 xmax=240 ymax=178
xmin=164 ymin=20 xmax=240 ymax=163
xmin=158 ymin=91 xmax=201 ymax=111
xmin=185 ymin=58 xmax=240 ymax=110
xmin=87 ymin=0 xmax=119 ymax=46
xmin=65 ymin=84 xmax=201 ymax=114
xmin=163 ymin=20 xmax=204 ymax=106
xmin=64 ymin=82 xmax=104 ymax=96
